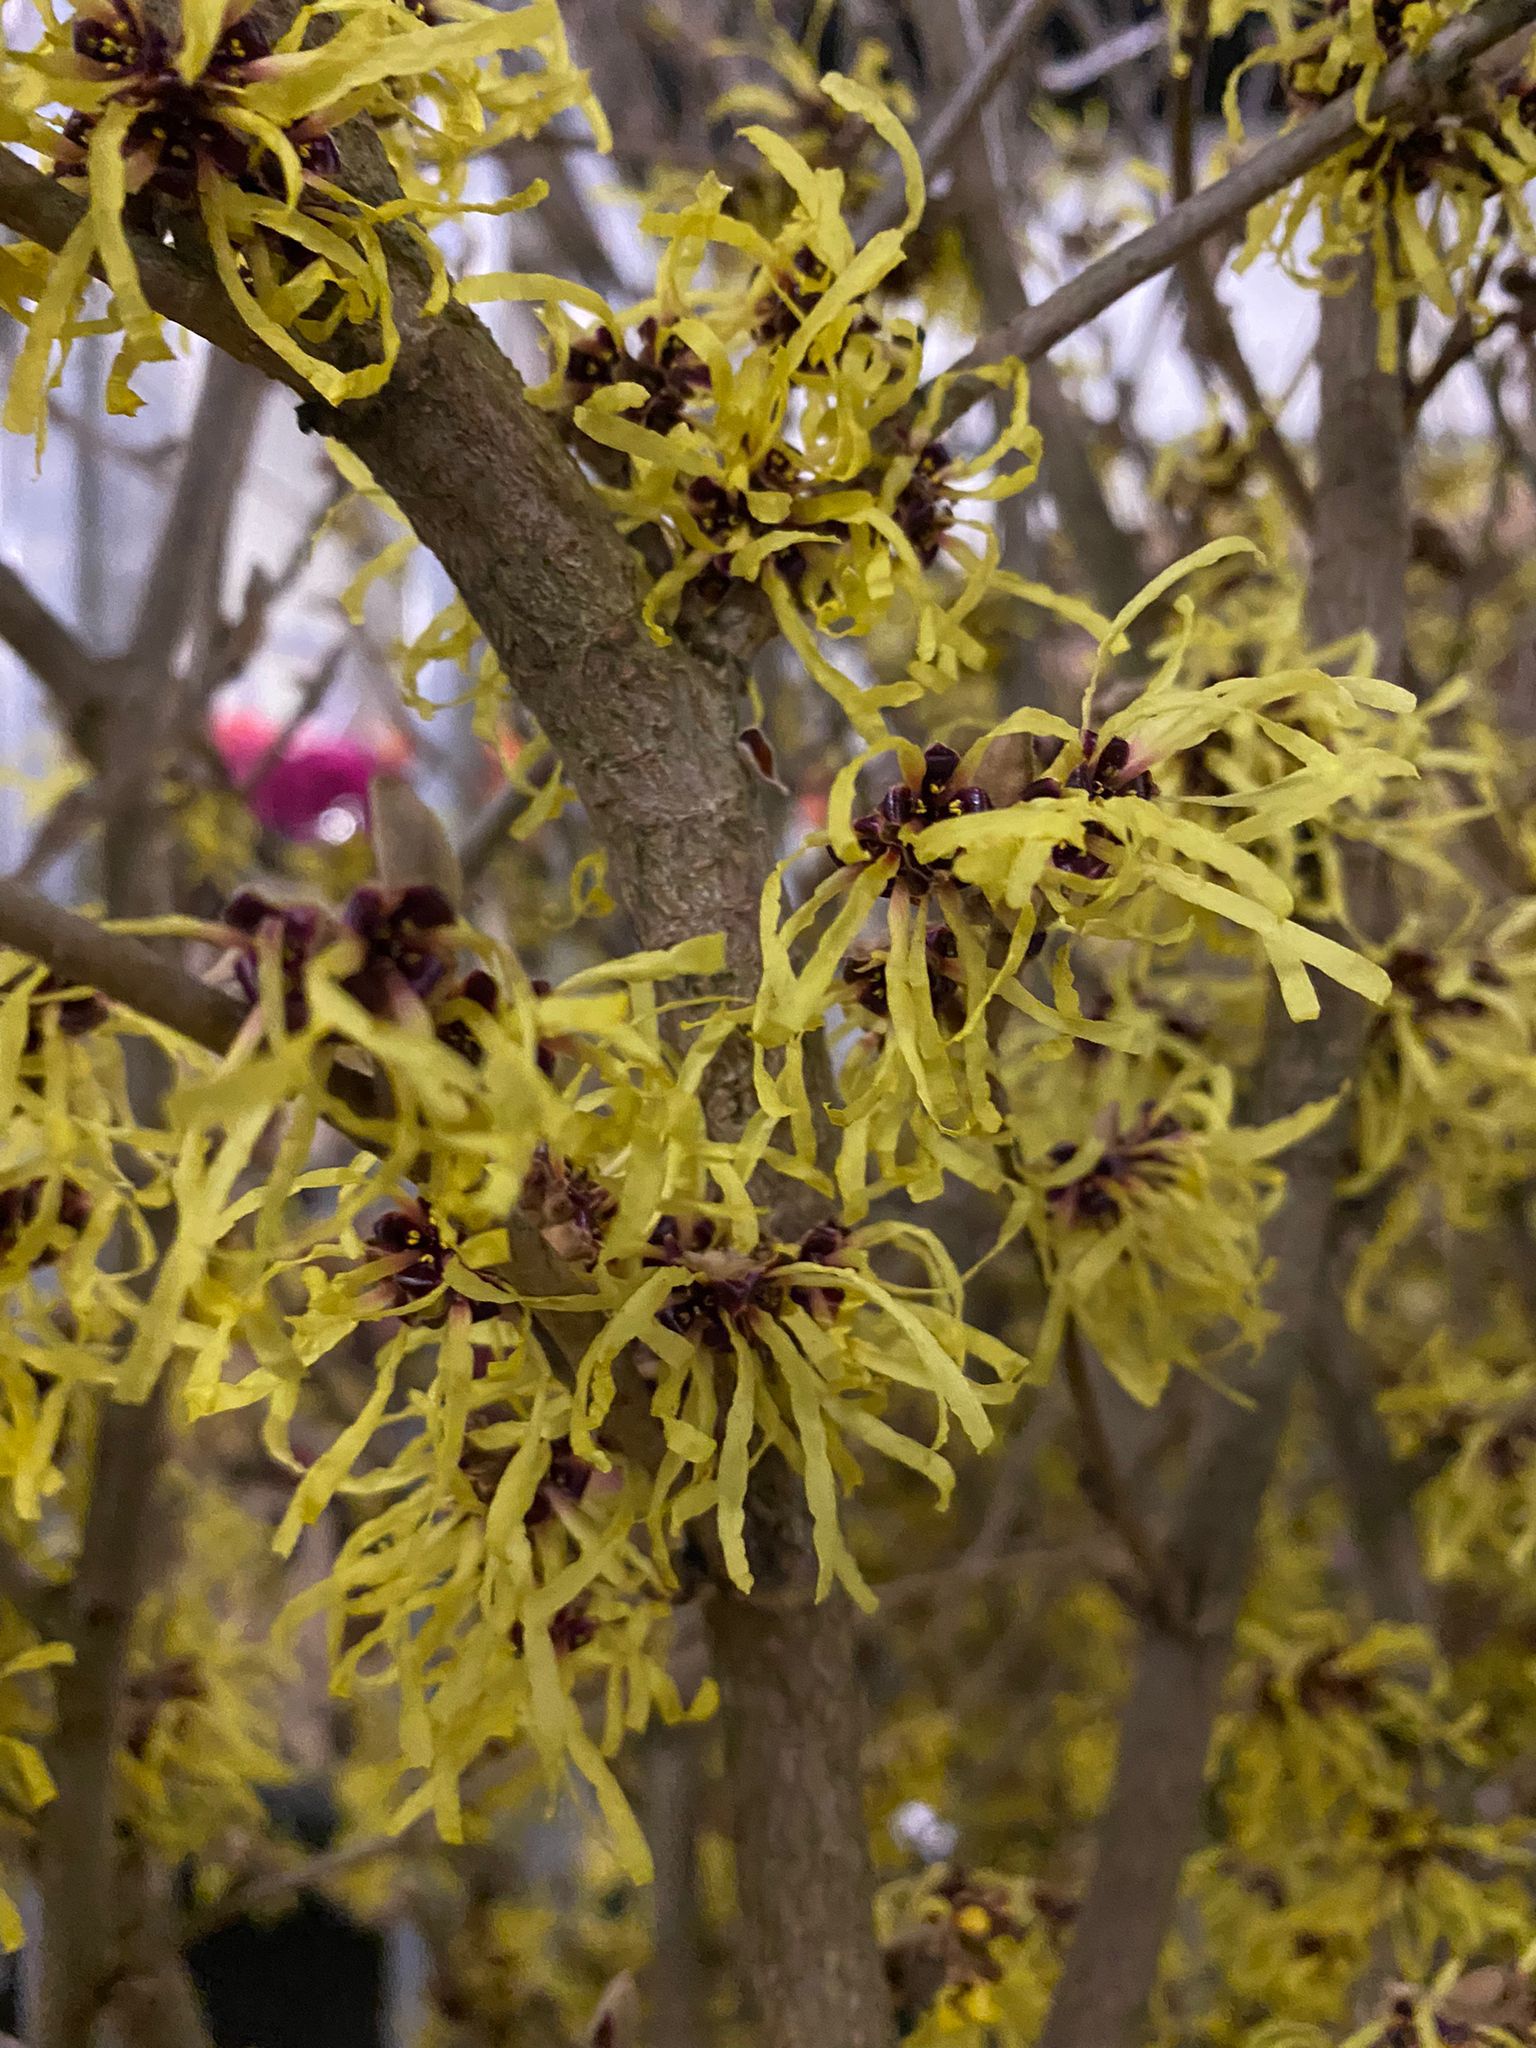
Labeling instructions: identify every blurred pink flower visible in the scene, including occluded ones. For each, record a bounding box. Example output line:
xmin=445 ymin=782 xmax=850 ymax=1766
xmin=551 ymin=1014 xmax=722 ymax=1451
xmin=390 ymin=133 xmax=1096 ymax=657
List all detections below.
xmin=211 ymin=707 xmax=409 ymax=842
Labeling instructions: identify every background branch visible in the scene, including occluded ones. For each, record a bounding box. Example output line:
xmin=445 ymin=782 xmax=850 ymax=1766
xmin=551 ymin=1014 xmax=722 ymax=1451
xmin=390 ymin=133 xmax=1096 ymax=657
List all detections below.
xmin=1033 ymin=252 xmax=1415 ymax=2048
xmin=944 ymin=0 xmax=1536 ymax=397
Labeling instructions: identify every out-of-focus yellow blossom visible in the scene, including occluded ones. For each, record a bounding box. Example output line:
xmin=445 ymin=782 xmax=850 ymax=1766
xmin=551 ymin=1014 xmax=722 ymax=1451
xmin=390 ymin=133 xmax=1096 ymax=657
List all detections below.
xmin=1206 ymin=1609 xmax=1535 ymax=1984
xmin=1218 ymin=1617 xmax=1482 ymax=1848
xmin=119 ymin=1485 xmax=292 ymax=1891
xmin=0 ymin=957 xmax=167 ymax=1511
xmin=0 ymin=1603 xmax=72 ymax=1951
xmin=403 ymin=1829 xmax=648 ymax=2048
xmin=1252 ymin=1951 xmax=1536 ymax=2048
xmin=1011 ymin=1059 xmax=1335 ymax=1403
xmin=1348 ymin=905 xmax=1536 ymax=1214
xmin=1374 ymin=1284 xmax=1536 ymax=1582
xmin=876 ymin=1866 xmax=1059 ymax=2047
xmin=707 ymin=4 xmax=917 ymax=233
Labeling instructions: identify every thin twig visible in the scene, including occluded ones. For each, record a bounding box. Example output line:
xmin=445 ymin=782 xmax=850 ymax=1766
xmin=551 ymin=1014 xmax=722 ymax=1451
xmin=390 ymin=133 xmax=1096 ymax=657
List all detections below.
xmin=912 ymin=0 xmax=1145 ymax=623
xmin=457 ymin=774 xmax=533 ymax=888
xmin=236 ymin=640 xmax=349 ymax=798
xmin=127 ymin=349 xmax=265 ymax=675
xmin=1167 ymin=4 xmax=1313 ymax=521
xmin=182 ymin=1831 xmax=419 ymax=1941
xmin=862 ymin=0 xmax=1057 ymax=236
xmin=918 ymin=0 xmax=1058 ymax=186
xmin=937 ymin=0 xmax=1536 ymax=410
xmin=1039 ymin=19 xmax=1166 ymax=96
xmin=1407 ymin=242 xmax=1512 ymax=419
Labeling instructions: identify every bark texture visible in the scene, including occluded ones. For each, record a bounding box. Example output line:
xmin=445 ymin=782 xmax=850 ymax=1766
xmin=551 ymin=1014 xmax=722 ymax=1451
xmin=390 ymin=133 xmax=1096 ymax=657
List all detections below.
xmin=708 ymin=1455 xmax=894 ymax=2048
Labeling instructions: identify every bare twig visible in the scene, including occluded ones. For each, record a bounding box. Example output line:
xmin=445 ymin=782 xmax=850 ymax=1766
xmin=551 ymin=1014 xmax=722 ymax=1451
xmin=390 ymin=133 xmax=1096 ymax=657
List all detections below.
xmin=236 ymin=640 xmax=349 ymax=798
xmin=918 ymin=0 xmax=1057 ymax=186
xmin=1041 ymin=18 xmax=1166 ymax=96
xmin=127 ymin=349 xmax=265 ymax=676
xmin=0 ymin=563 xmax=100 ymax=718
xmin=1167 ymin=5 xmax=1313 ymax=523
xmin=1407 ymin=246 xmax=1511 ymax=419
xmin=457 ymin=772 xmax=537 ymax=888
xmin=912 ymin=0 xmax=1145 ymax=625
xmin=941 ymin=0 xmax=1536 ymax=405
xmin=182 ymin=1830 xmax=419 ymax=1941
xmin=862 ymin=0 xmax=1053 ymax=240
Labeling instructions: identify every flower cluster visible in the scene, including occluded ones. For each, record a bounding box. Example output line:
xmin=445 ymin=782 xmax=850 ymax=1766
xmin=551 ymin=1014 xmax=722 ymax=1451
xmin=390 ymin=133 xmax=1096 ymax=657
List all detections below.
xmin=460 ymin=71 xmax=1044 ymax=739
xmin=1229 ymin=0 xmax=1536 ymax=367
xmin=2 ymin=0 xmax=603 ymax=439
xmin=753 ymin=542 xmax=1414 ymax=1210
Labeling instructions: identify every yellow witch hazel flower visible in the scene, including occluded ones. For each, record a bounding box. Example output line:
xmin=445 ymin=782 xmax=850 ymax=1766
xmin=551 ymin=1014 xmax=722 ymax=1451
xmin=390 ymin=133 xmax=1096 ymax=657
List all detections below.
xmin=282 ymin=1310 xmax=707 ymax=1882
xmin=1233 ymin=0 xmax=1536 ymax=369
xmin=118 ymin=1484 xmax=293 ymax=1889
xmin=752 ymin=542 xmax=1413 ymax=1206
xmin=0 ymin=1603 xmax=72 ymax=1953
xmin=373 ymin=0 xmax=609 ymax=206
xmin=876 ymin=1867 xmax=1056 ymax=2047
xmin=1010 ymin=1056 xmax=1335 ymax=1403
xmin=707 ymin=0 xmax=919 ymax=233
xmin=117 ymin=877 xmax=1029 ymax=1873
xmin=562 ymin=1207 xmax=1031 ymax=1614
xmin=1348 ymin=901 xmax=1536 ymax=1217
xmin=2 ymin=0 xmax=599 ymax=438
xmin=461 ymin=69 xmax=1045 ymax=740
xmin=0 ymin=958 xmax=177 ymax=1514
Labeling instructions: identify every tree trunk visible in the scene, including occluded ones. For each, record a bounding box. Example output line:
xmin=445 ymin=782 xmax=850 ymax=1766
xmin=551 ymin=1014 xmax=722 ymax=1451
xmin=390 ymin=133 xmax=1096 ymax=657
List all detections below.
xmin=708 ymin=1465 xmax=894 ymax=2048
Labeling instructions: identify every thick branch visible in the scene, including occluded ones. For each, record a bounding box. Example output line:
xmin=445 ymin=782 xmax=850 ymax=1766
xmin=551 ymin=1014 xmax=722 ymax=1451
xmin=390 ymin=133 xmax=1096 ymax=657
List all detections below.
xmin=0 ymin=880 xmax=243 ymax=1051
xmin=39 ymin=1369 xmax=173 ymax=2048
xmin=1167 ymin=11 xmax=1313 ymax=524
xmin=913 ymin=0 xmax=1144 ymax=626
xmin=706 ymin=1454 xmax=892 ymax=2048
xmin=1301 ymin=273 xmax=1434 ymax=1629
xmin=944 ymin=0 xmax=1536 ymax=397
xmin=0 ymin=563 xmax=99 ymax=717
